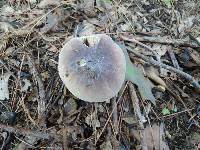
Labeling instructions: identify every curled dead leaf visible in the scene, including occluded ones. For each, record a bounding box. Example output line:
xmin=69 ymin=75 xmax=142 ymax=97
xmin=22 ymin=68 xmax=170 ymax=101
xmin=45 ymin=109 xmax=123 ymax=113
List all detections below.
xmin=144 ymin=66 xmax=166 ymax=88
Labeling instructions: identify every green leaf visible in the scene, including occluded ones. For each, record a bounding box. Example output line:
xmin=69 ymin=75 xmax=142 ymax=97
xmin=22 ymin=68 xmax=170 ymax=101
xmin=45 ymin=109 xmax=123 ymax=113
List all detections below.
xmin=119 ymin=43 xmax=156 ymax=104
xmin=162 ymin=0 xmax=172 ymax=8
xmin=126 ymin=61 xmax=156 ymax=104
xmin=162 ymin=107 xmax=170 ymax=115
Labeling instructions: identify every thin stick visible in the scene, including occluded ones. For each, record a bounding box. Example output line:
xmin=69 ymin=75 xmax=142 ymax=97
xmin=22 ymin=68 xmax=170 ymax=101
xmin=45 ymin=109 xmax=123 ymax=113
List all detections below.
xmin=15 ymin=136 xmax=36 ymax=149
xmin=62 ymin=126 xmax=68 ymax=150
xmin=121 ymin=35 xmax=160 ymax=61
xmin=167 ymin=48 xmax=180 ymax=70
xmin=121 ymin=35 xmax=200 ymax=49
xmin=111 ymin=97 xmax=118 ymax=134
xmin=95 ymin=82 xmax=128 ymax=145
xmin=129 ymin=83 xmax=148 ymax=150
xmin=0 ymin=124 xmax=60 ymax=140
xmin=126 ymin=47 xmax=200 ymax=91
xmin=157 ymin=108 xmax=195 ymax=119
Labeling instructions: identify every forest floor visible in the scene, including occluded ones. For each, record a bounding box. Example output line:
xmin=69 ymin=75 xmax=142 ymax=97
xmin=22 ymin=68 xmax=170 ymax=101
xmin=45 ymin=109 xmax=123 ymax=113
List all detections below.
xmin=0 ymin=0 xmax=200 ymax=149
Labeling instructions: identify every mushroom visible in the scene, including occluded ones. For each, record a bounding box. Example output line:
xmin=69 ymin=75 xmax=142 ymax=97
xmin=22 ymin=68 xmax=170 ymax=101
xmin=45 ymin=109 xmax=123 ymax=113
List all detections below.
xmin=58 ymin=34 xmax=126 ymax=102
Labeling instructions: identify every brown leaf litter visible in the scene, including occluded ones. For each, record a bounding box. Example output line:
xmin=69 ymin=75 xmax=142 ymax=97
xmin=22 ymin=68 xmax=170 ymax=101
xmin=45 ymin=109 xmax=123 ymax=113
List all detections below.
xmin=0 ymin=0 xmax=200 ymax=149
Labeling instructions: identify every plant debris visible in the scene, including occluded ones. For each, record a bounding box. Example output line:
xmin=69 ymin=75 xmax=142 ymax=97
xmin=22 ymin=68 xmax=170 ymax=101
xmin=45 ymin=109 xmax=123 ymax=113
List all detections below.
xmin=0 ymin=0 xmax=200 ymax=149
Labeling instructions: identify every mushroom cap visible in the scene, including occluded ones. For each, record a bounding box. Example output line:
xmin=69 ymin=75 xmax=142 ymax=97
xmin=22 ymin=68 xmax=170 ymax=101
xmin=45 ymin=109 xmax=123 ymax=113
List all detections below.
xmin=58 ymin=34 xmax=126 ymax=102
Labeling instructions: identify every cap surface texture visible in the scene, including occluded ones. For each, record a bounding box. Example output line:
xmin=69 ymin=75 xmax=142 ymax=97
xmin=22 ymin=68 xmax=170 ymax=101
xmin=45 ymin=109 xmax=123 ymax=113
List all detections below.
xmin=58 ymin=34 xmax=126 ymax=102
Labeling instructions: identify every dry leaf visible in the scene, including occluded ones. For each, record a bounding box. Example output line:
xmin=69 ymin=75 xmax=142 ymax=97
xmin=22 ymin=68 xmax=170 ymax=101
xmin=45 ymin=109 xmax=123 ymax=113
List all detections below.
xmin=21 ymin=79 xmax=31 ymax=92
xmin=186 ymin=132 xmax=200 ymax=149
xmin=160 ymin=68 xmax=177 ymax=80
xmin=85 ymin=111 xmax=100 ymax=130
xmin=28 ymin=0 xmax=37 ymax=4
xmin=38 ymin=0 xmax=61 ymax=8
xmin=0 ymin=22 xmax=14 ymax=32
xmin=5 ymin=47 xmax=15 ymax=56
xmin=48 ymin=45 xmax=59 ymax=52
xmin=63 ymin=98 xmax=77 ymax=115
xmin=82 ymin=0 xmax=96 ymax=17
xmin=76 ymin=20 xmax=95 ymax=37
xmin=0 ymin=72 xmax=11 ymax=100
xmin=178 ymin=16 xmax=195 ymax=35
xmin=0 ymin=38 xmax=8 ymax=52
xmin=16 ymin=136 xmax=37 ymax=149
xmin=100 ymin=140 xmax=113 ymax=150
xmin=40 ymin=8 xmax=62 ymax=33
xmin=144 ymin=123 xmax=170 ymax=150
xmin=151 ymin=44 xmax=169 ymax=58
xmin=126 ymin=56 xmax=156 ymax=104
xmin=144 ymin=65 xmax=166 ymax=88
xmin=121 ymin=44 xmax=156 ymax=104
xmin=122 ymin=116 xmax=137 ymax=125
xmin=96 ymin=0 xmax=113 ymax=10
xmin=1 ymin=5 xmax=14 ymax=17
xmin=189 ymin=49 xmax=200 ymax=65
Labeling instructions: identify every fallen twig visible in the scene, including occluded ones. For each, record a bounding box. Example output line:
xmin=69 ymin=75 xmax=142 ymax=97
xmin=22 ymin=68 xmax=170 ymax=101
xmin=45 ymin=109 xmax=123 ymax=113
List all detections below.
xmin=129 ymin=83 xmax=148 ymax=150
xmin=95 ymin=83 xmax=128 ymax=145
xmin=121 ymin=35 xmax=200 ymax=49
xmin=157 ymin=108 xmax=195 ymax=119
xmin=111 ymin=98 xmax=118 ymax=134
xmin=62 ymin=126 xmax=68 ymax=150
xmin=0 ymin=124 xmax=60 ymax=140
xmin=121 ymin=35 xmax=160 ymax=62
xmin=19 ymin=94 xmax=37 ymax=126
xmin=167 ymin=48 xmax=180 ymax=70
xmin=111 ymin=98 xmax=120 ymax=149
xmin=126 ymin=47 xmax=200 ymax=91
xmin=120 ymin=35 xmax=200 ymax=90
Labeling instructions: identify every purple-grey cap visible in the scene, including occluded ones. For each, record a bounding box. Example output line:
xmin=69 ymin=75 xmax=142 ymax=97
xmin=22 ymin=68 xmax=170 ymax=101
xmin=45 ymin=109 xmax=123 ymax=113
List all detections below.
xmin=58 ymin=34 xmax=126 ymax=102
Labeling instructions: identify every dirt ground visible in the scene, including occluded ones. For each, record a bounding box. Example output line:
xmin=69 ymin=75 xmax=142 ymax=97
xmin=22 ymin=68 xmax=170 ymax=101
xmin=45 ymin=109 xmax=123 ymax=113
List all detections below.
xmin=0 ymin=0 xmax=200 ymax=149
